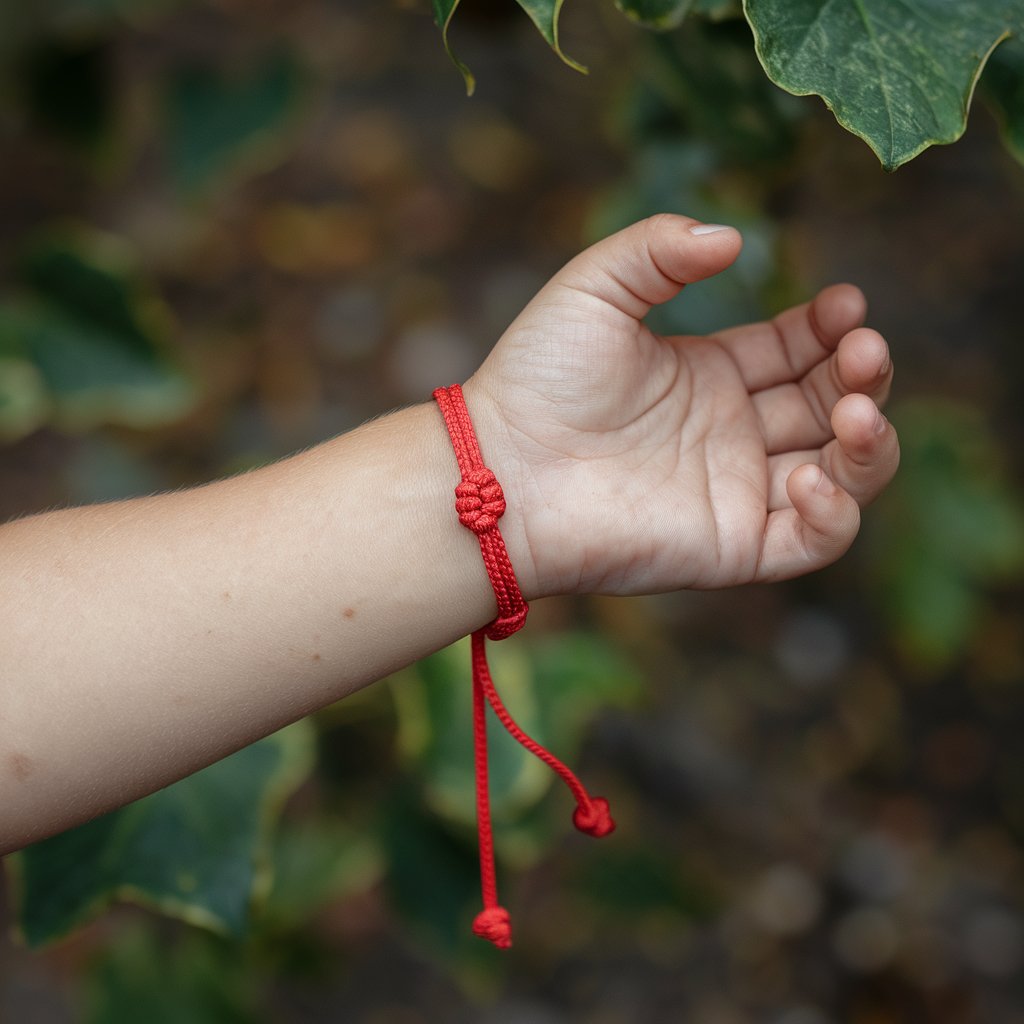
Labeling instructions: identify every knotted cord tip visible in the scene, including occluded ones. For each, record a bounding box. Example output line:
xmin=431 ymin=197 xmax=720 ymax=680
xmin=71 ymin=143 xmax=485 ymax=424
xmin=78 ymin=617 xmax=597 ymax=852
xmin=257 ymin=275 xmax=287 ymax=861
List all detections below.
xmin=473 ymin=905 xmax=513 ymax=949
xmin=573 ymin=796 xmax=615 ymax=838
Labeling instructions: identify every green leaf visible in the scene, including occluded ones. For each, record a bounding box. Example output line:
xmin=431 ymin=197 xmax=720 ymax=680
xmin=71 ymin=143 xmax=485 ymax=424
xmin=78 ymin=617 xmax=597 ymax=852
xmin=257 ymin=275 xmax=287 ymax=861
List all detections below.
xmin=432 ymin=0 xmax=585 ymax=93
xmin=983 ymin=35 xmax=1024 ymax=166
xmin=393 ymin=639 xmax=550 ymax=828
xmin=743 ymin=0 xmax=1016 ymax=169
xmin=514 ymin=0 xmax=586 ymax=73
xmin=164 ymin=50 xmax=302 ymax=193
xmin=529 ymin=631 xmax=643 ymax=728
xmin=11 ymin=722 xmax=315 ymax=947
xmin=615 ymin=0 xmax=695 ymax=31
xmin=431 ymin=0 xmax=475 ymax=95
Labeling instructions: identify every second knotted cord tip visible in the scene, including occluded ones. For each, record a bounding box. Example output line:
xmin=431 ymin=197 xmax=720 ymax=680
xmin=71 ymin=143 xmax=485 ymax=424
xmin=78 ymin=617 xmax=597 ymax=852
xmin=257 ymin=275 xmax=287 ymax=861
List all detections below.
xmin=473 ymin=905 xmax=512 ymax=949
xmin=573 ymin=796 xmax=616 ymax=838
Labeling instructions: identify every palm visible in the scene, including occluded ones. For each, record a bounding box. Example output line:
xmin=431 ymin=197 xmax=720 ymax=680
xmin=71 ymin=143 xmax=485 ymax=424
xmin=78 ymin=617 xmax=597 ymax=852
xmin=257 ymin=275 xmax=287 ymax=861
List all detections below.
xmin=470 ymin=216 xmax=897 ymax=599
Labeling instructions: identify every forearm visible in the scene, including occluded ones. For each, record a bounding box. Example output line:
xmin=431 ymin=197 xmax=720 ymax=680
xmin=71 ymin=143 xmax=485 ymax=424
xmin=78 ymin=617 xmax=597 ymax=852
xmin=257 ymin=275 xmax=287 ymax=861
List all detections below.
xmin=0 ymin=397 xmax=526 ymax=853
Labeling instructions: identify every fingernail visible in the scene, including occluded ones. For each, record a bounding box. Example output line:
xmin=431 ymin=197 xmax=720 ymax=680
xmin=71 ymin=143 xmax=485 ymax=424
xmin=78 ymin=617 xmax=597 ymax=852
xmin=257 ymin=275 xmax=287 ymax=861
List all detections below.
xmin=689 ymin=223 xmax=732 ymax=236
xmin=874 ymin=411 xmax=888 ymax=435
xmin=814 ymin=468 xmax=837 ymax=495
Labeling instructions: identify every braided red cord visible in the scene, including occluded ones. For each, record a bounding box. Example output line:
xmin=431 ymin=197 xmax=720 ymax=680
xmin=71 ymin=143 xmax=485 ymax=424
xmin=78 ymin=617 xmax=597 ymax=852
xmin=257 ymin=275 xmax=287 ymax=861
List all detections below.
xmin=471 ymin=633 xmax=615 ymax=838
xmin=434 ymin=384 xmax=527 ymax=640
xmin=433 ymin=384 xmax=614 ymax=951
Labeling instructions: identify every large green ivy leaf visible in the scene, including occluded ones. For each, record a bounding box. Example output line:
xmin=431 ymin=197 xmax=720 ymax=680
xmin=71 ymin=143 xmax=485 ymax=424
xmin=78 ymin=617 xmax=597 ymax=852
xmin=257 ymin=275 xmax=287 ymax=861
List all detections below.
xmin=743 ymin=0 xmax=1017 ymax=170
xmin=983 ymin=35 xmax=1024 ymax=166
xmin=10 ymin=722 xmax=315 ymax=947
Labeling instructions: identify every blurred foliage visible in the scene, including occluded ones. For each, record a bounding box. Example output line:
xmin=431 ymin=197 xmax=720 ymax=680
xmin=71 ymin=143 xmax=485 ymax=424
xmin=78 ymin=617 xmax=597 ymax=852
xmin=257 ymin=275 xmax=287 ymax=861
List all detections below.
xmin=19 ymin=35 xmax=113 ymax=153
xmin=165 ymin=50 xmax=303 ymax=195
xmin=84 ymin=926 xmax=267 ymax=1024
xmin=0 ymin=229 xmax=193 ymax=439
xmin=12 ymin=723 xmax=315 ymax=947
xmin=1 ymin=1 xmax=1024 ymax=1022
xmin=612 ymin=0 xmax=693 ymax=31
xmin=588 ymin=18 xmax=801 ymax=334
xmin=437 ymin=0 xmax=1024 ymax=170
xmin=869 ymin=401 xmax=1024 ymax=673
xmin=394 ymin=634 xmax=641 ymax=832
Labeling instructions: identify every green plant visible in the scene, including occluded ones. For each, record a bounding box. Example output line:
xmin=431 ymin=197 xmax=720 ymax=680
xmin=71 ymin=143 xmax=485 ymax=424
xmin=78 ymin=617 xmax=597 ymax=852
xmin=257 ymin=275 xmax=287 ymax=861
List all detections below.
xmin=435 ymin=0 xmax=1024 ymax=170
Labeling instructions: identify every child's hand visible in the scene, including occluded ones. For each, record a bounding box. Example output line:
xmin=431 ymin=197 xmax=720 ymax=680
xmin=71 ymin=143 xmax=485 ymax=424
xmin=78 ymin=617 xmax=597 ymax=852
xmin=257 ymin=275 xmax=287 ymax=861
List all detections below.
xmin=467 ymin=214 xmax=899 ymax=599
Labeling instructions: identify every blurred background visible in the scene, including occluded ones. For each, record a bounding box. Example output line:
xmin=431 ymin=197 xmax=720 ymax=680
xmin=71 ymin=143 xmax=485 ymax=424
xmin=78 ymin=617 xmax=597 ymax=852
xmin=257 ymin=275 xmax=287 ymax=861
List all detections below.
xmin=2 ymin=1 xmax=1024 ymax=1022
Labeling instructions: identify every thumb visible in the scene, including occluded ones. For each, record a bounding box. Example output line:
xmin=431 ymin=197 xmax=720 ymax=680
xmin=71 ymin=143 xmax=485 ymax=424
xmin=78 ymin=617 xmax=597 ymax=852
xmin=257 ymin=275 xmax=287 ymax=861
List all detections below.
xmin=555 ymin=214 xmax=742 ymax=321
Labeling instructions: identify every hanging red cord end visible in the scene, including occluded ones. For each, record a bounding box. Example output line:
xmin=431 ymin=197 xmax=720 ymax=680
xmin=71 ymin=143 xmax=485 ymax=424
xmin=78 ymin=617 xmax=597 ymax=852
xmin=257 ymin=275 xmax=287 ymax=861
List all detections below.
xmin=435 ymin=383 xmax=617 ymax=952
xmin=573 ymin=796 xmax=616 ymax=838
xmin=473 ymin=906 xmax=513 ymax=949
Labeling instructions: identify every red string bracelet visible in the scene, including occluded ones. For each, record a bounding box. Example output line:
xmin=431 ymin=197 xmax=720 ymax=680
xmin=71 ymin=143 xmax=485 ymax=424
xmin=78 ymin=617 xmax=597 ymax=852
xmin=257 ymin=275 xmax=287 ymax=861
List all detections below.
xmin=433 ymin=383 xmax=615 ymax=951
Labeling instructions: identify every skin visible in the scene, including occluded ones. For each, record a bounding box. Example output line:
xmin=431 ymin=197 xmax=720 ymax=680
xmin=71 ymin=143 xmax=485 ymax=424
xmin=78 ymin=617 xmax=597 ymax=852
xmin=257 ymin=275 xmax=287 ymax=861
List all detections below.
xmin=0 ymin=215 xmax=898 ymax=854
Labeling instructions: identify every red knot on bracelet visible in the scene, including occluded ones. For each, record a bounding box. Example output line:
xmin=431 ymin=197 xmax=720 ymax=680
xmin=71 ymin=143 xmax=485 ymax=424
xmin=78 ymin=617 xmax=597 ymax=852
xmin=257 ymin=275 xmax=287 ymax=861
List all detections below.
xmin=433 ymin=383 xmax=615 ymax=951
